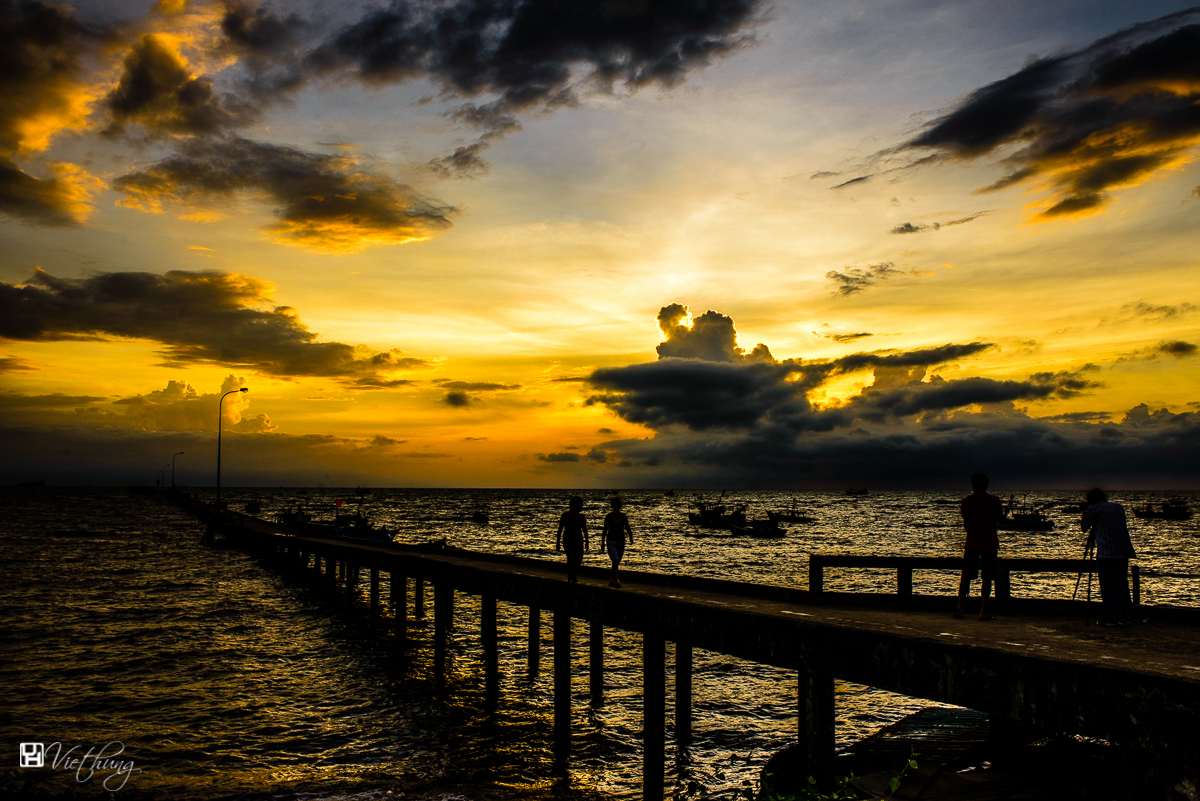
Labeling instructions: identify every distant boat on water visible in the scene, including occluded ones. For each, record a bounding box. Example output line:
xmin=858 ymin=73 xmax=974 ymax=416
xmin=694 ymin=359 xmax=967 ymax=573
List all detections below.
xmin=688 ymin=500 xmax=747 ymax=529
xmin=767 ymin=498 xmax=814 ymax=524
xmin=844 ymin=487 xmax=869 ymax=496
xmin=998 ymin=496 xmax=1054 ymax=531
xmin=1132 ymin=498 xmax=1192 ymax=520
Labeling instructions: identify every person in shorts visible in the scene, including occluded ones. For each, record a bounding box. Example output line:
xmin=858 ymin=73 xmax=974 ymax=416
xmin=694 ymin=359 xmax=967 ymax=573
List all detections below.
xmin=957 ymin=473 xmax=1004 ymax=620
xmin=600 ymin=496 xmax=634 ymax=588
xmin=555 ymin=495 xmax=589 ymax=583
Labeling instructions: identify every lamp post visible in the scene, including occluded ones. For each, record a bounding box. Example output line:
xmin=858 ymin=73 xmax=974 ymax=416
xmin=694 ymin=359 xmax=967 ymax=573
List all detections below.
xmin=216 ymin=387 xmax=249 ymax=511
xmin=171 ymin=451 xmax=184 ymax=488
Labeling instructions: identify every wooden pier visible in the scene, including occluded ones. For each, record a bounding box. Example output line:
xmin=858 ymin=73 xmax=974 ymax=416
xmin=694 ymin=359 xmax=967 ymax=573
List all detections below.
xmin=182 ymin=496 xmax=1200 ymax=800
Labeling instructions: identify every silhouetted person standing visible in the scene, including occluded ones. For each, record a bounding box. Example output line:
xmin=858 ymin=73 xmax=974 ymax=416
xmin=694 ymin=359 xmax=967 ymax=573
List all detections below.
xmin=600 ymin=496 xmax=633 ymax=588
xmin=1082 ymin=488 xmax=1137 ymax=626
xmin=957 ymin=473 xmax=1004 ymax=620
xmin=556 ymin=495 xmax=589 ymax=583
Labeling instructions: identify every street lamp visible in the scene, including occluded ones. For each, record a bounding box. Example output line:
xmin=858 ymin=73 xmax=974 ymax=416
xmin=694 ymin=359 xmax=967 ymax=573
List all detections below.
xmin=171 ymin=451 xmax=184 ymax=488
xmin=216 ymin=387 xmax=249 ymax=511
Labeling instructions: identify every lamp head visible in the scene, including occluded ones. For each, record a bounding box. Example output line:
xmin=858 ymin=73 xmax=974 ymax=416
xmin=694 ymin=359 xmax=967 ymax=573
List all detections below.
xmin=239 ymin=387 xmax=249 ymax=393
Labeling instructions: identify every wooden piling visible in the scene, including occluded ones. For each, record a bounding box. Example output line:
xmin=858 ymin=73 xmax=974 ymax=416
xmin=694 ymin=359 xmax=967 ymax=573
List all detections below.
xmin=643 ymin=630 xmax=666 ymax=801
xmin=391 ymin=572 xmax=407 ymax=647
xmin=482 ymin=594 xmax=499 ymax=709
xmin=434 ymin=582 xmax=451 ymax=688
xmin=675 ymin=640 xmax=692 ymax=743
xmin=798 ymin=666 xmax=835 ymax=791
xmin=370 ymin=569 xmax=380 ymax=617
xmin=554 ymin=609 xmax=571 ymax=773
xmin=590 ymin=619 xmax=604 ymax=705
xmin=528 ymin=606 xmax=541 ymax=678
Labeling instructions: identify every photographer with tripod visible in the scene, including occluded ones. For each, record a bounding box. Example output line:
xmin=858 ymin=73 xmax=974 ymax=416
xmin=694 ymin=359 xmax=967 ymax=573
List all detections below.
xmin=1080 ymin=488 xmax=1137 ymax=627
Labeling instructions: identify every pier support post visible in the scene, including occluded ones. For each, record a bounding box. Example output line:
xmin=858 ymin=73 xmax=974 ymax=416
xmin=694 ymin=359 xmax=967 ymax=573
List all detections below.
xmin=528 ymin=606 xmax=541 ymax=679
xmin=370 ymin=569 xmax=380 ymax=617
xmin=391 ymin=573 xmax=407 ymax=648
xmin=328 ymin=556 xmax=338 ymax=587
xmin=798 ymin=667 xmax=835 ymax=791
xmin=589 ymin=619 xmax=603 ymax=705
xmin=434 ymin=582 xmax=451 ymax=689
xmin=897 ymin=566 xmax=912 ymax=598
xmin=675 ymin=640 xmax=692 ymax=744
xmin=554 ymin=609 xmax=571 ymax=773
xmin=482 ymin=594 xmax=499 ymax=710
xmin=643 ymin=630 xmax=666 ymax=801
xmin=415 ymin=580 xmax=425 ymax=619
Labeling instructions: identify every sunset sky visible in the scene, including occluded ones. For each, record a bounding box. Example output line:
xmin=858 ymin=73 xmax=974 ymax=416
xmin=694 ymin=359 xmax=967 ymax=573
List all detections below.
xmin=2 ymin=0 xmax=1198 ymax=488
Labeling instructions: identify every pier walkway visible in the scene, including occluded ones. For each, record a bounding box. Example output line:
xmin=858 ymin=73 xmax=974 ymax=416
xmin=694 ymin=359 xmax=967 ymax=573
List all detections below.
xmin=179 ymin=495 xmax=1200 ymax=801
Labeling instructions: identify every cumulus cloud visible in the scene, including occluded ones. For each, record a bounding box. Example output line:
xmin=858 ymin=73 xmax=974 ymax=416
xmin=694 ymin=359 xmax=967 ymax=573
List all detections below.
xmin=825 ymin=263 xmax=901 ymax=296
xmin=114 ymin=136 xmax=454 ymax=253
xmin=0 ymin=267 xmax=426 ymax=385
xmin=899 ymin=9 xmax=1200 ymax=220
xmin=563 ymin=304 xmax=1198 ymax=485
xmin=443 ymin=391 xmax=472 ymax=407
xmin=655 ymin=303 xmax=774 ymax=362
xmin=112 ymin=375 xmax=275 ymax=433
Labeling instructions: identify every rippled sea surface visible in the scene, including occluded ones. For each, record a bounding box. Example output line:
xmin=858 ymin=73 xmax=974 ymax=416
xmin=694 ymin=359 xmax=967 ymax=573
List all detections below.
xmin=2 ymin=487 xmax=1197 ymax=800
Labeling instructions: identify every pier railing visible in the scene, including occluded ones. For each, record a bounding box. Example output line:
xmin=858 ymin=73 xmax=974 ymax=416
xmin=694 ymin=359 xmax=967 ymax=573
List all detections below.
xmin=807 ymin=554 xmax=1151 ymax=604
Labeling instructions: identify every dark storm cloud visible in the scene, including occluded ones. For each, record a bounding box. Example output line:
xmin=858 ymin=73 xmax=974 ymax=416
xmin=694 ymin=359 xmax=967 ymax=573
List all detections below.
xmin=104 ymin=35 xmax=252 ymax=136
xmin=0 ymin=267 xmax=424 ymax=385
xmin=296 ymin=0 xmax=761 ymax=171
xmin=443 ymin=391 xmax=472 ymax=406
xmin=306 ymin=0 xmax=760 ymax=106
xmin=113 ymin=136 xmax=454 ymax=252
xmin=569 ymin=304 xmax=1195 ymax=485
xmin=0 ymin=0 xmax=105 ymax=225
xmin=901 ymin=9 xmax=1200 ymax=220
xmin=825 ymin=263 xmax=900 ymax=296
xmin=1159 ymin=340 xmax=1198 ymax=357
xmin=221 ymin=0 xmax=307 ymax=62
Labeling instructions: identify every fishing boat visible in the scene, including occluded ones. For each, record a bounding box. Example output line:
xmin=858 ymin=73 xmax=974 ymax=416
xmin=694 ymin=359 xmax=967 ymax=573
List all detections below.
xmin=998 ymin=497 xmax=1055 ymax=531
xmin=767 ymin=498 xmax=814 ymax=525
xmin=1132 ymin=498 xmax=1193 ymax=520
xmin=337 ymin=512 xmax=396 ymax=543
xmin=687 ymin=500 xmax=747 ymax=529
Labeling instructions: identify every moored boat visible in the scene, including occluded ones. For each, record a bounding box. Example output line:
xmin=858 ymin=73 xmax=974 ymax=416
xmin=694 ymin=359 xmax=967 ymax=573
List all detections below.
xmin=688 ymin=500 xmax=747 ymax=529
xmin=766 ymin=498 xmax=814 ymax=524
xmin=1132 ymin=498 xmax=1193 ymax=520
xmin=998 ymin=497 xmax=1055 ymax=531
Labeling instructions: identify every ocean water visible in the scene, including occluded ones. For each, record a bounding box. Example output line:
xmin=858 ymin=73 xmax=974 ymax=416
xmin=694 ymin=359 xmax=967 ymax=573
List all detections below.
xmin=2 ymin=487 xmax=1196 ymax=800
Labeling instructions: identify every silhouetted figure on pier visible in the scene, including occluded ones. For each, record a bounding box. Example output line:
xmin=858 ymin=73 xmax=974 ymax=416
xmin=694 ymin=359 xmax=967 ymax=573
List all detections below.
xmin=1082 ymin=488 xmax=1137 ymax=626
xmin=956 ymin=473 xmax=1004 ymax=620
xmin=556 ymin=495 xmax=589 ymax=583
xmin=600 ymin=496 xmax=633 ymax=588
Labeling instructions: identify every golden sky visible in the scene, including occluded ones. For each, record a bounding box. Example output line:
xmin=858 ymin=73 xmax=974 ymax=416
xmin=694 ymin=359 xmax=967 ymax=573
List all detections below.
xmin=2 ymin=0 xmax=1198 ymax=488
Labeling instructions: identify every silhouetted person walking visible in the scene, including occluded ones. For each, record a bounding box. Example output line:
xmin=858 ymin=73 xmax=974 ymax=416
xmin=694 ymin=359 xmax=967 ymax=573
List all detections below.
xmin=1082 ymin=488 xmax=1137 ymax=626
xmin=957 ymin=473 xmax=1004 ymax=620
xmin=556 ymin=495 xmax=589 ymax=583
xmin=600 ymin=496 xmax=633 ymax=588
